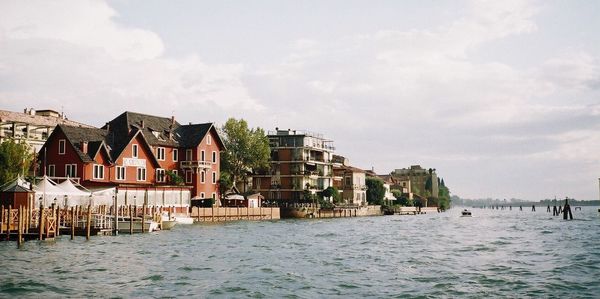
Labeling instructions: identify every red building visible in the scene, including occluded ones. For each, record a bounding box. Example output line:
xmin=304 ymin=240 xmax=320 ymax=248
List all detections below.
xmin=39 ymin=111 xmax=225 ymax=206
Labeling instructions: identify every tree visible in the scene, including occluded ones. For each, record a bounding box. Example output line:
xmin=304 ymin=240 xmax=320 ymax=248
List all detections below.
xmin=220 ymin=118 xmax=270 ymax=191
xmin=0 ymin=139 xmax=33 ymax=186
xmin=218 ymin=171 xmax=234 ymax=198
xmin=322 ymin=186 xmax=341 ymax=204
xmin=166 ymin=170 xmax=184 ymax=185
xmin=391 ymin=189 xmax=413 ymax=206
xmin=365 ymin=177 xmax=385 ymax=205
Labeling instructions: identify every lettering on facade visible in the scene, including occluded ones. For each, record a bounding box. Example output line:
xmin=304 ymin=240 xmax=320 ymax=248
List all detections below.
xmin=123 ymin=158 xmax=146 ymax=167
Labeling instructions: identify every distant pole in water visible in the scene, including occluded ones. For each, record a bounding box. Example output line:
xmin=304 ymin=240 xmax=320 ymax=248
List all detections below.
xmin=563 ymin=198 xmax=573 ymax=220
xmin=510 ymin=206 xmax=512 ymax=211
xmin=520 ymin=205 xmax=523 ymax=211
xmin=532 ymin=205 xmax=536 ymax=212
xmin=547 ymin=205 xmax=551 ymax=213
xmin=553 ymin=205 xmax=558 ymax=216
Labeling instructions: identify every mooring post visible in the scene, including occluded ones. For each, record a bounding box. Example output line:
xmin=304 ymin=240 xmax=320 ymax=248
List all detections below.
xmin=0 ymin=205 xmax=4 ymax=235
xmin=71 ymin=207 xmax=75 ymax=240
xmin=18 ymin=206 xmax=23 ymax=247
xmin=141 ymin=204 xmax=146 ymax=233
xmin=519 ymin=205 xmax=522 ymax=211
xmin=129 ymin=204 xmax=133 ymax=234
xmin=86 ymin=204 xmax=92 ymax=240
xmin=38 ymin=204 xmax=44 ymax=241
xmin=547 ymin=205 xmax=551 ymax=213
xmin=6 ymin=205 xmax=12 ymax=241
xmin=563 ymin=198 xmax=573 ymax=220
xmin=509 ymin=206 xmax=512 ymax=211
xmin=532 ymin=205 xmax=536 ymax=211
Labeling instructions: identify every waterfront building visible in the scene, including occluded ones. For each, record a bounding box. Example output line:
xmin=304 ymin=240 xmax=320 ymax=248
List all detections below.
xmin=332 ymin=155 xmax=367 ymax=206
xmin=39 ymin=111 xmax=225 ymax=206
xmin=0 ymin=108 xmax=93 ymax=153
xmin=390 ymin=165 xmax=438 ymax=199
xmin=251 ymin=128 xmax=335 ymax=204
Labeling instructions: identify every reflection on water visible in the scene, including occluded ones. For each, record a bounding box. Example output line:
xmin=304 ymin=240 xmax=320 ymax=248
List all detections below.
xmin=1 ymin=207 xmax=600 ymax=298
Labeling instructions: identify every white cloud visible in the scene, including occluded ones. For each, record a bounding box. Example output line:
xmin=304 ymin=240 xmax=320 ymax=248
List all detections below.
xmin=0 ymin=0 xmax=263 ymax=125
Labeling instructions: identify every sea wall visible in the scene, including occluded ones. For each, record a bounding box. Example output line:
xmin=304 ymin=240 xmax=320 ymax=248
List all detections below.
xmin=190 ymin=207 xmax=280 ymax=222
xmin=280 ymin=205 xmax=382 ymax=219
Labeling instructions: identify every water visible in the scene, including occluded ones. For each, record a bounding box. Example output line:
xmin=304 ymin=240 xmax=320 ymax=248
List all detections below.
xmin=1 ymin=207 xmax=600 ymax=298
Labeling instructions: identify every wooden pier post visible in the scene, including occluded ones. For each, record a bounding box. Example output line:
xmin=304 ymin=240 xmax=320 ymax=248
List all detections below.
xmin=547 ymin=205 xmax=551 ymax=213
xmin=38 ymin=204 xmax=44 ymax=241
xmin=532 ymin=205 xmax=536 ymax=211
xmin=0 ymin=205 xmax=4 ymax=235
xmin=141 ymin=204 xmax=146 ymax=233
xmin=553 ymin=206 xmax=558 ymax=216
xmin=129 ymin=205 xmax=133 ymax=234
xmin=55 ymin=206 xmax=60 ymax=237
xmin=71 ymin=207 xmax=75 ymax=240
xmin=6 ymin=205 xmax=11 ymax=241
xmin=86 ymin=204 xmax=92 ymax=240
xmin=563 ymin=198 xmax=573 ymax=220
xmin=18 ymin=206 xmax=23 ymax=247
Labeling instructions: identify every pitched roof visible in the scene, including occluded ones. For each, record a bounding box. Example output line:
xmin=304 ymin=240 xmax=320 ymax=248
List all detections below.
xmin=59 ymin=125 xmax=108 ymax=163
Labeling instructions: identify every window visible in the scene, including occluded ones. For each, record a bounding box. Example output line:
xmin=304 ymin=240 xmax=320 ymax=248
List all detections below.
xmin=173 ymin=149 xmax=178 ymax=162
xmin=65 ymin=164 xmax=77 ymax=178
xmin=212 ymin=171 xmax=216 ymax=184
xmin=137 ymin=167 xmax=146 ymax=181
xmin=185 ymin=171 xmax=192 ymax=183
xmin=157 ymin=147 xmax=165 ymax=160
xmin=201 ymin=171 xmax=205 ymax=183
xmin=48 ymin=165 xmax=55 ymax=177
xmin=132 ymin=144 xmax=138 ymax=158
xmin=156 ymin=169 xmax=165 ymax=183
xmin=200 ymin=192 xmax=205 ymax=198
xmin=212 ymin=193 xmax=216 ymax=200
xmin=207 ymin=134 xmax=212 ymax=145
xmin=172 ymin=170 xmax=178 ymax=176
xmin=58 ymin=139 xmax=66 ymax=155
xmin=93 ymin=164 xmax=104 ymax=179
xmin=186 ymin=149 xmax=192 ymax=161
xmin=201 ymin=150 xmax=205 ymax=161
xmin=116 ymin=166 xmax=125 ymax=180
xmin=212 ymin=151 xmax=217 ymax=163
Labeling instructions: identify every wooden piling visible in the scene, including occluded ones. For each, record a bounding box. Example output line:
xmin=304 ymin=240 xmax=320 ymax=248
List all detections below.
xmin=129 ymin=205 xmax=133 ymax=234
xmin=141 ymin=204 xmax=146 ymax=233
xmin=71 ymin=207 xmax=75 ymax=240
xmin=86 ymin=204 xmax=92 ymax=240
xmin=6 ymin=205 xmax=11 ymax=241
xmin=0 ymin=205 xmax=4 ymax=235
xmin=18 ymin=206 xmax=23 ymax=247
xmin=55 ymin=206 xmax=60 ymax=237
xmin=532 ymin=205 xmax=536 ymax=211
xmin=563 ymin=199 xmax=573 ymax=220
xmin=38 ymin=204 xmax=44 ymax=240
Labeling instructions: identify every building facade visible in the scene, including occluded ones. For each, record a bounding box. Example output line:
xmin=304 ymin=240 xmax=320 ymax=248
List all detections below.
xmin=391 ymin=165 xmax=438 ymax=199
xmin=252 ymin=128 xmax=335 ymax=204
xmin=0 ymin=108 xmax=93 ymax=153
xmin=39 ymin=111 xmax=225 ymax=204
xmin=332 ymin=155 xmax=367 ymax=206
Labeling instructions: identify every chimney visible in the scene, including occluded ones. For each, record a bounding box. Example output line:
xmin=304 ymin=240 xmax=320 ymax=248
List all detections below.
xmin=24 ymin=108 xmax=27 ymax=114
xmin=140 ymin=120 xmax=145 ymax=128
xmin=171 ymin=115 xmax=175 ymax=126
xmin=81 ymin=141 xmax=88 ymax=153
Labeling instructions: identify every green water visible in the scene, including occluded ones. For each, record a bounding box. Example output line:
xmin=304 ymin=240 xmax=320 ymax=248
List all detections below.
xmin=1 ymin=207 xmax=599 ymax=298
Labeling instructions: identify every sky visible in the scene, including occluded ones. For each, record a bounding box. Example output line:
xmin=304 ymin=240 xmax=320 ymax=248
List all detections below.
xmin=1 ymin=0 xmax=600 ymax=201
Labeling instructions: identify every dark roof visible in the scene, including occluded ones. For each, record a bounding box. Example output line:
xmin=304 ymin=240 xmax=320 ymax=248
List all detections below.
xmin=51 ymin=111 xmax=224 ymax=165
xmin=176 ymin=123 xmax=212 ymax=148
xmin=59 ymin=125 xmax=108 ymax=163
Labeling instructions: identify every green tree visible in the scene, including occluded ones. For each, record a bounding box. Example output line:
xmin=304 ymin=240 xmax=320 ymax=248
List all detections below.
xmin=391 ymin=189 xmax=413 ymax=206
xmin=218 ymin=171 xmax=234 ymax=198
xmin=220 ymin=118 xmax=270 ymax=190
xmin=366 ymin=177 xmax=385 ymax=205
xmin=0 ymin=139 xmax=33 ymax=186
xmin=166 ymin=170 xmax=184 ymax=185
xmin=322 ymin=186 xmax=342 ymax=204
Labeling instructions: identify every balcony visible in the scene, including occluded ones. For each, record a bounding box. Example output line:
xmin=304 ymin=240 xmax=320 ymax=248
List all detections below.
xmin=180 ymin=160 xmax=212 ymax=169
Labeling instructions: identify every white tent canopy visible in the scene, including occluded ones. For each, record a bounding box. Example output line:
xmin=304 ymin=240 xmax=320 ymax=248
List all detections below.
xmin=57 ymin=179 xmax=91 ymax=196
xmin=33 ymin=176 xmax=65 ymax=195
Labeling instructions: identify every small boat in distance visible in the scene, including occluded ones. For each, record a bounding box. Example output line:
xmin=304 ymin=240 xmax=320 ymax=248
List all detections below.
xmin=461 ymin=209 xmax=472 ymax=217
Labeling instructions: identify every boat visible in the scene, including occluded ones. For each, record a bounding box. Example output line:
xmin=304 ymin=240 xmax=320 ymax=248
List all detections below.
xmin=116 ymin=218 xmax=159 ymax=233
xmin=461 ymin=209 xmax=472 ymax=217
xmin=160 ymin=220 xmax=177 ymax=230
xmin=173 ymin=216 xmax=194 ymax=224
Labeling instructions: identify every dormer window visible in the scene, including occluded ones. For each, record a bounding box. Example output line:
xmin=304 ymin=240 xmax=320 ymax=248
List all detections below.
xmin=207 ymin=134 xmax=212 ymax=145
xmin=132 ymin=144 xmax=138 ymax=158
xmin=58 ymin=139 xmax=66 ymax=155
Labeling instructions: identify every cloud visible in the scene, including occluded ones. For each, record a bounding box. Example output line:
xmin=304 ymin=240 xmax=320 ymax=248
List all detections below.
xmin=0 ymin=0 xmax=263 ymax=125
